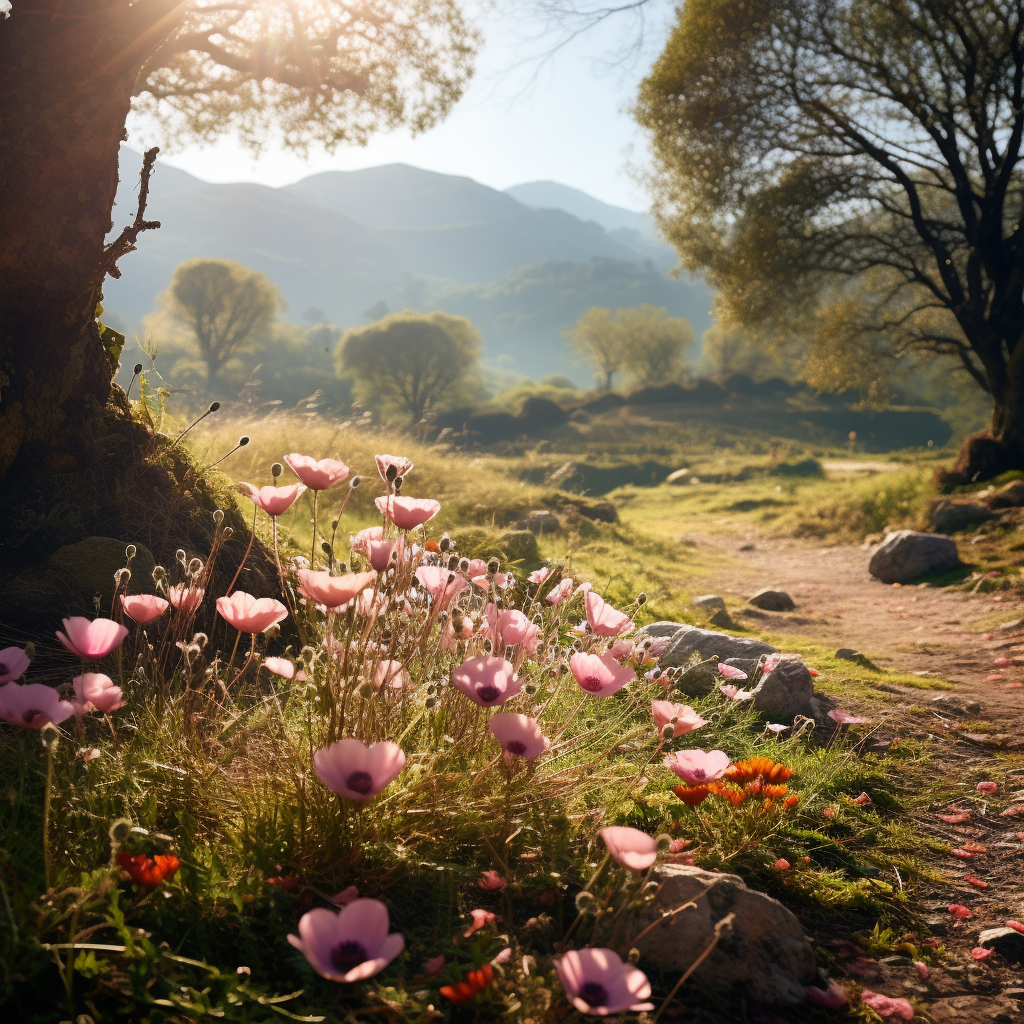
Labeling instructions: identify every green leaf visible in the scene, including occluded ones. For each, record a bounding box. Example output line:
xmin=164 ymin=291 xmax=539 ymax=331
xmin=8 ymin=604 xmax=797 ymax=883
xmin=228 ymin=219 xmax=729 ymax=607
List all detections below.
xmin=97 ymin=321 xmax=126 ymax=375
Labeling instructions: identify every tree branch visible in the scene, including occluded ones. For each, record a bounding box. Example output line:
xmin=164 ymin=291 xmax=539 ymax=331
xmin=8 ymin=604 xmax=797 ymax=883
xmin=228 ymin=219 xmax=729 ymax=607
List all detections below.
xmin=102 ymin=147 xmax=161 ymax=281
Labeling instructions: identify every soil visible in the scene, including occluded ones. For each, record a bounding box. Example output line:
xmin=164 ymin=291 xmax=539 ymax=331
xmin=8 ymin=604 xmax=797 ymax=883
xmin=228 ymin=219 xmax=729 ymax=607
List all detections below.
xmin=692 ymin=534 xmax=1024 ymax=1022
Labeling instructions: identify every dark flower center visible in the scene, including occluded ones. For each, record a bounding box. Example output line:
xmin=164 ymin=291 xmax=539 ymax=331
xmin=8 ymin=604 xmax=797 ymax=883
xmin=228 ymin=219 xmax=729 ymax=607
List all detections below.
xmin=477 ymin=684 xmax=499 ymax=702
xmin=578 ymin=981 xmax=609 ymax=1008
xmin=345 ymin=771 xmax=373 ymax=795
xmin=506 ymin=740 xmax=527 ymax=756
xmin=691 ymin=769 xmax=707 ymax=780
xmin=580 ymin=676 xmax=604 ymax=693
xmin=23 ymin=709 xmax=45 ymax=725
xmin=331 ymin=939 xmax=369 ymax=972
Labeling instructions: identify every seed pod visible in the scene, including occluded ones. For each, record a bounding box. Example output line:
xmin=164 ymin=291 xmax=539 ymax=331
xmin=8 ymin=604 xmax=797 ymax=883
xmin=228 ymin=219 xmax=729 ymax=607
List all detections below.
xmin=271 ymin=462 xmax=283 ymax=479
xmin=439 ymin=534 xmax=451 ymax=552
xmin=109 ymin=817 xmax=133 ymax=844
xmin=574 ymin=891 xmax=595 ymax=912
xmin=125 ymin=544 xmax=137 ymax=560
xmin=358 ymin=681 xmax=374 ymax=698
xmin=188 ymin=558 xmax=203 ymax=576
xmin=213 ymin=510 xmax=225 ymax=525
xmin=222 ymin=527 xmax=234 ymax=539
xmin=176 ymin=549 xmax=187 ymax=564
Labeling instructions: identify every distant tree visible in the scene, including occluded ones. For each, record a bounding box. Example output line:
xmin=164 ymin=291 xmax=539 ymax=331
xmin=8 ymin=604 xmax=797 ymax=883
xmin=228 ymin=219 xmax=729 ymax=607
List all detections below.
xmin=337 ymin=310 xmax=481 ymax=423
xmin=635 ymin=0 xmax=1024 ymax=482
xmin=565 ymin=307 xmax=627 ymax=391
xmin=702 ymin=323 xmax=796 ymax=383
xmin=157 ymin=259 xmax=282 ymax=385
xmin=618 ymin=304 xmax=695 ymax=386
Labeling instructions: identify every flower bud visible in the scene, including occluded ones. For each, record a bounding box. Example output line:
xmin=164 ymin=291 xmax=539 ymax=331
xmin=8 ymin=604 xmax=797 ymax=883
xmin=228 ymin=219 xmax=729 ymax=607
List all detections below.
xmin=188 ymin=558 xmax=203 ymax=577
xmin=264 ymin=623 xmax=280 ymax=640
xmin=439 ymin=534 xmax=451 ymax=552
xmin=209 ymin=401 xmax=221 ymax=413
xmin=153 ymin=565 xmax=167 ymax=581
xmin=176 ymin=549 xmax=186 ymax=564
xmin=239 ymin=436 xmax=249 ymax=447
xmin=213 ymin=509 xmax=225 ymax=525
xmin=133 ymin=362 xmax=143 ymax=374
xmin=125 ymin=544 xmax=137 ymax=560
xmin=349 ymin=476 xmax=361 ymax=489
xmin=393 ymin=475 xmax=403 ymax=492
xmin=223 ymin=527 xmax=234 ymax=539
xmin=661 ymin=723 xmax=675 ymax=741
xmin=272 ymin=462 xmax=283 ymax=479
xmin=637 ymin=593 xmax=647 ymax=605
xmin=109 ymin=817 xmax=133 ymax=844
xmin=574 ymin=891 xmax=595 ymax=913
xmin=40 ymin=722 xmax=59 ymax=751
xmin=627 ymin=947 xmax=641 ymax=964
xmin=321 ymin=541 xmax=333 ymax=556
xmin=487 ymin=558 xmax=500 ymax=575
xmin=115 ymin=568 xmax=131 ymax=585
xmin=655 ymin=833 xmax=672 ymax=852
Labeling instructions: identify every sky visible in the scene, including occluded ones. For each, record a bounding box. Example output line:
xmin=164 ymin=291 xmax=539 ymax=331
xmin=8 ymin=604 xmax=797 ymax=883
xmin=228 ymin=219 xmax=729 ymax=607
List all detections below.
xmin=127 ymin=3 xmax=674 ymax=212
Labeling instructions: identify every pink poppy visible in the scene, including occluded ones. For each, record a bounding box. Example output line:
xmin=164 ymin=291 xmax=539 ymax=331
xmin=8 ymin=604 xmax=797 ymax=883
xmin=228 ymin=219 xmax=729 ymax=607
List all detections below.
xmin=804 ymin=980 xmax=847 ymax=1009
xmin=169 ymin=585 xmax=205 ymax=613
xmin=600 ymin=826 xmax=658 ymax=872
xmin=120 ymin=594 xmax=169 ymax=625
xmin=478 ymin=870 xmax=507 ymax=891
xmin=913 ymin=962 xmax=928 ymax=980
xmin=718 ymin=663 xmax=748 ymax=680
xmin=651 ymin=700 xmax=706 ymax=738
xmin=373 ymin=660 xmax=410 ymax=690
xmin=484 ymin=604 xmax=535 ymax=648
xmin=287 ymin=899 xmax=404 ymax=983
xmin=367 ymin=537 xmax=406 ymax=573
xmin=489 ymin=713 xmax=549 ymax=758
xmin=554 ymin=948 xmax=654 ymax=1015
xmin=73 ymin=673 xmax=125 ymax=714
xmin=464 ymin=908 xmax=496 ymax=937
xmin=452 ymin=656 xmax=522 ymax=707
xmin=56 ymin=617 xmax=129 ymax=660
xmin=828 ymin=709 xmax=871 ymax=726
xmin=375 ymin=495 xmax=440 ymax=530
xmin=851 ymin=792 xmax=872 ymax=805
xmin=0 ymin=682 xmax=74 ymax=729
xmin=313 ymin=738 xmax=406 ymax=802
xmin=216 ymin=591 xmax=289 ymax=633
xmin=859 ymin=990 xmax=914 ymax=1021
xmin=971 ymin=946 xmax=995 ymax=960
xmin=0 ymin=647 xmax=30 ymax=684
xmin=720 ymin=684 xmax=754 ymax=701
xmin=423 ymin=954 xmax=446 ymax=976
xmin=976 ymin=781 xmax=998 ymax=794
xmin=283 ymin=453 xmax=349 ymax=491
xmin=546 ymin=578 xmax=574 ymax=605
xmin=332 ymin=885 xmax=359 ymax=907
xmin=238 ymin=482 xmax=307 ymax=516
xmin=375 ymin=454 xmax=414 ymax=484
xmin=584 ymin=591 xmax=634 ymax=637
xmin=529 ymin=567 xmax=552 ymax=585
xmin=948 ymin=904 xmax=972 ymax=919
xmin=264 ymin=657 xmax=296 ymax=679
xmin=415 ymin=566 xmax=469 ymax=610
xmin=775 ymin=858 xmax=791 ymax=870
xmin=298 ymin=569 xmax=377 ymax=610
xmin=569 ymin=652 xmax=634 ymax=697
xmin=663 ymin=749 xmax=730 ymax=784
xmin=607 ymin=638 xmax=635 ymax=663
xmin=350 ymin=525 xmax=384 ymax=549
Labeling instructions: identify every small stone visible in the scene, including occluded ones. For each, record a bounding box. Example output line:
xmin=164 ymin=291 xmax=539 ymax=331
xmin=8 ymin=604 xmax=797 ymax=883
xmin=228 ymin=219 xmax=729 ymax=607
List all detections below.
xmin=707 ymin=608 xmax=735 ymax=629
xmin=693 ymin=594 xmax=727 ymax=613
xmin=637 ymin=623 xmax=777 ymax=667
xmin=868 ymin=531 xmax=960 ymax=584
xmin=977 ymin=927 xmax=1024 ymax=963
xmin=987 ymin=480 xmax=1024 ymax=509
xmin=748 ymin=588 xmax=795 ymax=611
xmin=929 ymin=498 xmax=995 ymax=533
xmin=835 ymin=648 xmax=880 ymax=670
xmin=665 ymin=468 xmax=692 ymax=485
xmin=524 ymin=510 xmax=561 ymax=535
xmin=880 ymin=955 xmax=914 ymax=966
xmin=737 ymin=542 xmax=756 ymax=551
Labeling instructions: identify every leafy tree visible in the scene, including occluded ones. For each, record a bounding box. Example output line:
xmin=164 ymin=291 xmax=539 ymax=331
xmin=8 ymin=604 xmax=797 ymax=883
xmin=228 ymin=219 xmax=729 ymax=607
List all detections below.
xmin=0 ymin=1 xmax=475 ymax=480
xmin=702 ymin=323 xmax=797 ymax=383
xmin=337 ymin=310 xmax=481 ymax=422
xmin=151 ymin=259 xmax=282 ymax=385
xmin=636 ymin=0 xmax=1024 ymax=481
xmin=565 ymin=307 xmax=627 ymax=390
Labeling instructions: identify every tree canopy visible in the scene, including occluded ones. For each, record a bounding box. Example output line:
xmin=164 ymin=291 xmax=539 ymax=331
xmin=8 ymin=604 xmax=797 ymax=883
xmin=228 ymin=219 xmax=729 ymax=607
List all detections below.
xmin=636 ymin=0 xmax=1024 ymax=477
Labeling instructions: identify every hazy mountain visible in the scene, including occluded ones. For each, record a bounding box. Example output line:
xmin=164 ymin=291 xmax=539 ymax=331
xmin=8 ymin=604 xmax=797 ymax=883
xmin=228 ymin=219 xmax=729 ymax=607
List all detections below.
xmin=505 ymin=181 xmax=655 ymax=238
xmin=105 ymin=148 xmax=711 ymax=382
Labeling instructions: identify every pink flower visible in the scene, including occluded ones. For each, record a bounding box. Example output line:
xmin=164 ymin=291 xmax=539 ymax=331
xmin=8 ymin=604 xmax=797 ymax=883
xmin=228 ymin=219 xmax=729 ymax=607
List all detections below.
xmin=287 ymin=899 xmax=404 ymax=983
xmin=971 ymin=946 xmax=995 ymax=960
xmin=373 ymin=660 xmax=410 ymax=690
xmin=264 ymin=657 xmax=296 ymax=678
xmin=584 ymin=591 xmax=634 ymax=637
xmin=775 ymin=858 xmax=791 ymax=870
xmin=0 ymin=647 xmax=30 ymax=684
xmin=298 ymin=569 xmax=377 ymax=610
xmin=313 ymin=738 xmax=406 ymax=802
xmin=216 ymin=592 xmax=289 ymax=633
xmin=375 ymin=495 xmax=440 ymax=530
xmin=804 ymin=980 xmax=847 ymax=1009
xmin=0 ymin=682 xmax=74 ymax=729
xmin=600 ymin=826 xmax=658 ymax=872
xmin=239 ymin=482 xmax=306 ymax=516
xmin=120 ymin=594 xmax=168 ymax=625
xmin=663 ymin=749 xmax=730 ymax=784
xmin=375 ymin=454 xmax=414 ymax=484
xmin=415 ymin=566 xmax=469 ymax=609
xmin=368 ymin=537 xmax=406 ymax=573
xmin=56 ymin=617 xmax=129 ymax=660
xmin=484 ymin=604 xmax=535 ymax=648
xmin=766 ymin=723 xmax=788 ymax=734
xmin=829 ymin=709 xmax=871 ymax=726
xmin=73 ymin=673 xmax=125 ymax=714
xmin=546 ymin=578 xmax=574 ymax=605
xmin=851 ymin=792 xmax=873 ymax=805
xmin=718 ymin=663 xmax=748 ymax=680
xmin=452 ymin=656 xmax=522 ymax=707
xmin=493 ymin=947 xmax=512 ymax=964
xmin=569 ymin=652 xmax=634 ymax=697
xmin=332 ymin=885 xmax=359 ymax=907
xmin=948 ymin=904 xmax=972 ymax=919
xmin=478 ymin=870 xmax=507 ymax=891
xmin=976 ymin=781 xmax=998 ymax=794
xmin=81 ymin=747 xmax=102 ymax=762
xmin=464 ymin=908 xmax=496 ymax=937
xmin=529 ymin=567 xmax=552 ymax=585
xmin=859 ymin=990 xmax=914 ymax=1020
xmin=284 ymin=453 xmax=349 ymax=491
xmin=489 ymin=713 xmax=549 ymax=758
xmin=423 ymin=954 xmax=446 ymax=976
xmin=651 ymin=700 xmax=706 ymax=738
xmin=169 ymin=585 xmax=205 ymax=613
xmin=554 ymin=948 xmax=654 ymax=1015
xmin=913 ymin=962 xmax=928 ymax=980
xmin=719 ymin=684 xmax=754 ymax=700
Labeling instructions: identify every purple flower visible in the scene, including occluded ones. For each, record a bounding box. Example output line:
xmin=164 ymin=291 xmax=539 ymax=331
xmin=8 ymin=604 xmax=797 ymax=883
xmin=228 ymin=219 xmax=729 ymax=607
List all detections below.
xmin=288 ymin=899 xmax=404 ymax=982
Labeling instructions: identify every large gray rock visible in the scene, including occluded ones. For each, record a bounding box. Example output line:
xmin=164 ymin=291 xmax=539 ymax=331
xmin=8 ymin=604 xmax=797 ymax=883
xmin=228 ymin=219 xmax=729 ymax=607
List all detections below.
xmin=638 ymin=623 xmax=777 ymax=667
xmin=633 ymin=864 xmax=817 ymax=1008
xmin=748 ymin=588 xmax=795 ymax=612
xmin=929 ymin=498 xmax=995 ymax=533
xmin=988 ymin=479 xmax=1024 ymax=509
xmin=48 ymin=537 xmax=157 ymax=604
xmin=868 ymin=530 xmax=960 ymax=583
xmin=693 ymin=594 xmax=726 ymax=613
xmin=750 ymin=656 xmax=835 ymax=726
xmin=977 ymin=927 xmax=1024 ymax=964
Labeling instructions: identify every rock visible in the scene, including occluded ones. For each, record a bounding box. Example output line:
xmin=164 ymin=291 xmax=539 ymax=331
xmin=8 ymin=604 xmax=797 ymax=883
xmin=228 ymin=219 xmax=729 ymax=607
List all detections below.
xmin=693 ymin=594 xmax=726 ymax=613
xmin=707 ymin=608 xmax=735 ymax=629
xmin=638 ymin=623 xmax=777 ymax=667
xmin=835 ymin=648 xmax=880 ymax=670
xmin=673 ymin=658 xmax=720 ymax=698
xmin=988 ymin=479 xmax=1024 ymax=509
xmin=929 ymin=498 xmax=995 ymax=533
xmin=666 ymin=468 xmax=692 ymax=484
xmin=977 ymin=927 xmax=1024 ymax=964
xmin=750 ymin=656 xmax=835 ymax=726
xmin=737 ymin=542 xmax=756 ymax=551
xmin=48 ymin=536 xmax=157 ymax=604
xmin=722 ymin=657 xmax=760 ymax=676
xmin=932 ymin=695 xmax=982 ymax=715
xmin=633 ymin=864 xmax=817 ymax=1008
xmin=498 ymin=529 xmax=541 ymax=563
xmin=748 ymin=588 xmax=795 ymax=612
xmin=868 ymin=530 xmax=960 ymax=584
xmin=524 ymin=510 xmax=561 ymax=535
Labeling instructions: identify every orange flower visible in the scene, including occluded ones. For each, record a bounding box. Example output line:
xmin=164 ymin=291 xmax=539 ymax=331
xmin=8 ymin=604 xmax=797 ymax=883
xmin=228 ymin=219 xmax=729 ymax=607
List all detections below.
xmin=441 ymin=964 xmax=494 ymax=1004
xmin=762 ymin=784 xmax=790 ymax=799
xmin=709 ymin=782 xmax=747 ymax=805
xmin=116 ymin=852 xmax=179 ymax=889
xmin=783 ymin=795 xmax=800 ymax=810
xmin=726 ymin=757 xmax=793 ymax=785
xmin=673 ymin=783 xmax=712 ymax=806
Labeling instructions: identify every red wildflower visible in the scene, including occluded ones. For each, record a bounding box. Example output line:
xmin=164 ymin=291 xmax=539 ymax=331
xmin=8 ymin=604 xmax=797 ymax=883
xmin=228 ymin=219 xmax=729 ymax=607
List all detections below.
xmin=948 ymin=904 xmax=972 ymax=919
xmin=762 ymin=783 xmax=790 ymax=799
xmin=725 ymin=757 xmax=793 ymax=785
xmin=116 ymin=852 xmax=179 ymax=889
xmin=440 ymin=964 xmax=494 ymax=1004
xmin=938 ymin=811 xmax=971 ymax=824
xmin=266 ymin=875 xmax=300 ymax=889
xmin=673 ymin=783 xmax=712 ymax=806
xmin=709 ymin=781 xmax=747 ymax=805
xmin=964 ymin=875 xmax=989 ymax=889
xmin=783 ymin=795 xmax=800 ymax=810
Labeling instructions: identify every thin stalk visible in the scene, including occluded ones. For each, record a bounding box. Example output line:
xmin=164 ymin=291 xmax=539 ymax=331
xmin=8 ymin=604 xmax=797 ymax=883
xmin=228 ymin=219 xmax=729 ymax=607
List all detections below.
xmin=226 ymin=505 xmax=259 ymax=596
xmin=42 ymin=734 xmax=56 ymax=891
xmin=650 ymin=915 xmax=733 ymax=1023
xmin=310 ymin=491 xmax=319 ymax=569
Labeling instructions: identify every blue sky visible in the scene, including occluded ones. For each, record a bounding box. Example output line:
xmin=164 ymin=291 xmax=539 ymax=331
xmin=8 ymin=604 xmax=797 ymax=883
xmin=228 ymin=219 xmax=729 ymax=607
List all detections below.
xmin=127 ymin=3 xmax=673 ymax=211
